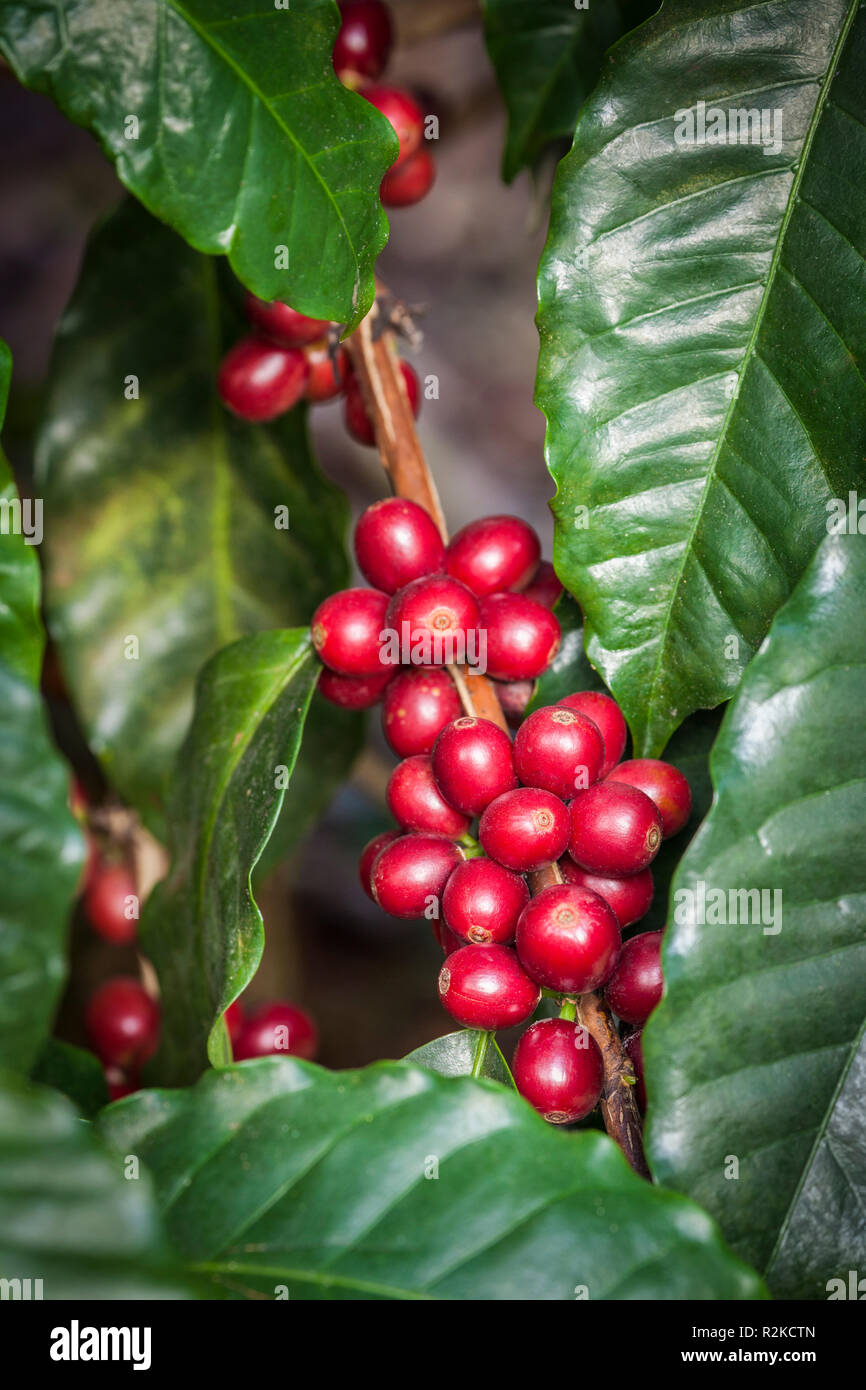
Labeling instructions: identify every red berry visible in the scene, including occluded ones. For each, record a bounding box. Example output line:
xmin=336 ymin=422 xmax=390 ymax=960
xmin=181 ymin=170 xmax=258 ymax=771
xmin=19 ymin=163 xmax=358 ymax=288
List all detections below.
xmin=431 ymin=716 xmax=516 ymax=816
xmin=438 ymin=944 xmax=540 ymax=1030
xmin=493 ymin=678 xmax=534 ymax=727
xmin=521 ymin=560 xmax=562 ymax=609
xmin=244 ymin=293 xmax=329 ymax=347
xmin=479 ymin=788 xmax=570 ymax=872
xmin=234 ymin=1002 xmax=318 ymax=1061
xmin=104 ymin=1066 xmax=137 ymax=1102
xmin=354 ymin=498 xmax=445 ymax=594
xmin=442 ymin=857 xmax=529 ymax=945
xmin=569 ymin=782 xmax=662 ymax=876
xmin=512 ymin=705 xmax=604 ymax=799
xmin=558 ymin=691 xmax=627 ymax=778
xmin=479 ymin=592 xmax=560 ymax=680
xmin=224 ymin=999 xmax=245 ymax=1044
xmin=381 ymin=666 xmax=461 ymax=757
xmin=344 ymin=360 xmax=419 ymax=444
xmin=371 ymin=834 xmax=463 ymax=918
xmin=559 ymin=860 xmax=654 ymax=928
xmin=385 ymin=575 xmax=480 ymax=662
xmin=381 ymin=147 xmax=436 ymax=206
xmin=84 ymin=855 xmax=138 ymax=945
xmin=85 ymin=978 xmax=160 ymax=1070
xmin=333 ymin=0 xmax=393 ymax=81
xmin=359 ymin=829 xmax=401 ymax=900
xmin=515 ymin=884 xmax=621 ymax=994
xmin=623 ymin=1029 xmax=647 ymax=1110
xmin=318 ymin=667 xmax=392 ymax=709
xmin=311 ymin=587 xmax=389 ymax=676
xmin=218 ymin=336 xmax=310 ymax=422
xmin=512 ymin=1018 xmax=603 ymax=1123
xmin=604 ymin=930 xmax=663 ymax=1026
xmin=387 ymin=755 xmax=471 ymax=837
xmin=361 ymin=84 xmax=424 ymax=167
xmin=605 ymin=758 xmax=692 ymax=838
xmin=304 ymin=339 xmax=348 ymax=402
xmin=446 ymin=515 xmax=541 ymax=597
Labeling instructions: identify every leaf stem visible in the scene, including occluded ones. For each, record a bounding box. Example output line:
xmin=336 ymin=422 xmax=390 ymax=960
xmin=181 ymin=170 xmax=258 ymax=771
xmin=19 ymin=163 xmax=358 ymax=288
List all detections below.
xmin=471 ymin=1030 xmax=492 ymax=1078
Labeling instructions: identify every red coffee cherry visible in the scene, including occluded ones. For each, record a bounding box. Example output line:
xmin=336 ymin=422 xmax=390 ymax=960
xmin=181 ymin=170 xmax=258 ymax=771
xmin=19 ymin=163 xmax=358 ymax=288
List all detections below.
xmin=387 ymin=755 xmax=471 ymax=838
xmin=344 ymin=360 xmax=419 ymax=444
xmin=431 ymin=716 xmax=517 ymax=816
xmin=512 ymin=1018 xmax=604 ymax=1124
xmin=493 ymin=678 xmax=534 ymax=727
xmin=318 ymin=668 xmax=392 ymax=709
xmin=354 ymin=497 xmax=446 ymax=594
xmin=104 ymin=1066 xmax=137 ymax=1102
xmin=224 ymin=999 xmax=245 ymax=1044
xmin=385 ymin=575 xmax=480 ymax=659
xmin=559 ymin=860 xmax=654 ymax=928
xmin=479 ymin=593 xmax=561 ymax=680
xmin=333 ymin=1 xmax=393 ymax=82
xmin=217 ymin=336 xmax=310 ymax=422
xmin=623 ymin=1029 xmax=647 ymax=1111
xmin=380 ymin=147 xmax=436 ymax=206
xmin=85 ymin=978 xmax=160 ymax=1070
xmin=521 ymin=560 xmax=562 ymax=610
xmin=311 ymin=587 xmax=389 ymax=676
xmin=359 ymin=829 xmax=401 ymax=900
xmin=234 ymin=1002 xmax=318 ymax=1061
xmin=479 ymin=788 xmax=570 ymax=872
xmin=606 ymin=758 xmax=692 ymax=838
xmin=304 ymin=339 xmax=348 ymax=402
xmin=442 ymin=857 xmax=529 ymax=945
xmin=84 ymin=854 xmax=138 ymax=945
xmin=360 ymin=84 xmax=424 ymax=167
xmin=604 ymin=930 xmax=664 ymax=1026
xmin=512 ymin=705 xmax=604 ymax=799
xmin=371 ymin=834 xmax=463 ymax=918
xmin=569 ymin=782 xmax=662 ymax=876
xmin=381 ymin=666 xmax=461 ymax=757
xmin=515 ymin=884 xmax=621 ymax=994
xmin=558 ymin=691 xmax=627 ymax=778
xmin=243 ymin=293 xmax=329 ymax=347
xmin=446 ymin=514 xmax=541 ymax=596
xmin=438 ymin=944 xmax=540 ymax=1030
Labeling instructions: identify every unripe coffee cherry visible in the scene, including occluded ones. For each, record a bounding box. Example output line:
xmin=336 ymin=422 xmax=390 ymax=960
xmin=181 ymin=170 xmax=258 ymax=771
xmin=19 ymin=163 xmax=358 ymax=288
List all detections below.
xmin=512 ymin=705 xmax=604 ymax=799
xmin=557 ymin=691 xmax=627 ymax=778
xmin=515 ymin=884 xmax=621 ymax=994
xmin=438 ymin=944 xmax=540 ymax=1030
xmin=387 ymin=755 xmax=471 ymax=838
xmin=311 ymin=587 xmax=389 ymax=676
xmin=381 ymin=148 xmax=436 ymax=206
xmin=521 ymin=560 xmax=562 ymax=610
xmin=623 ymin=1029 xmax=647 ymax=1110
xmin=319 ymin=668 xmax=391 ymax=709
xmin=604 ymin=930 xmax=663 ymax=1025
xmin=606 ymin=758 xmax=692 ymax=838
xmin=479 ymin=788 xmax=570 ymax=872
xmin=359 ymin=829 xmax=401 ymax=900
xmin=446 ymin=514 xmax=541 ymax=596
xmin=243 ymin=293 xmax=329 ymax=347
xmin=304 ymin=340 xmax=348 ymax=402
xmin=360 ymin=85 xmax=424 ymax=167
xmin=385 ymin=575 xmax=479 ymax=656
xmin=85 ymin=978 xmax=160 ymax=1070
xmin=217 ymin=336 xmax=310 ymax=421
xmin=84 ymin=854 xmax=138 ymax=945
xmin=569 ymin=782 xmax=662 ymax=876
xmin=354 ymin=498 xmax=446 ymax=594
xmin=559 ymin=860 xmax=654 ymax=928
xmin=371 ymin=834 xmax=463 ymax=918
xmin=512 ymin=1018 xmax=604 ymax=1124
xmin=333 ymin=1 xmax=393 ymax=82
xmin=234 ymin=1002 xmax=318 ymax=1061
xmin=344 ymin=361 xmax=419 ymax=444
xmin=479 ymin=593 xmax=561 ymax=680
xmin=442 ymin=857 xmax=529 ymax=945
xmin=381 ymin=666 xmax=461 ymax=756
xmin=431 ymin=716 xmax=517 ymax=816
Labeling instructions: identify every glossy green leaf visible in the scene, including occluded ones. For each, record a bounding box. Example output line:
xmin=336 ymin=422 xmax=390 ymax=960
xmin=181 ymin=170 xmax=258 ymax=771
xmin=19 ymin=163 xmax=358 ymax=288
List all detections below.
xmin=100 ymin=1057 xmax=765 ymax=1300
xmin=30 ymin=1040 xmax=109 ymax=1119
xmin=537 ymin=0 xmax=866 ymax=756
xmin=141 ymin=630 xmax=322 ymax=1087
xmin=645 ymin=531 xmax=866 ymax=1298
xmin=36 ymin=199 xmax=350 ymax=821
xmin=0 ymin=0 xmax=395 ymax=328
xmin=0 ymin=342 xmax=84 ymax=1075
xmin=405 ymin=1029 xmax=516 ymax=1088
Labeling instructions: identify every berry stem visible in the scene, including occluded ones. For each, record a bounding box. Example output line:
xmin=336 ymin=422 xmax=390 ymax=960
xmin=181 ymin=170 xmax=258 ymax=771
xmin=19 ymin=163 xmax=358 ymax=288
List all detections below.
xmin=558 ymin=997 xmax=577 ymax=1022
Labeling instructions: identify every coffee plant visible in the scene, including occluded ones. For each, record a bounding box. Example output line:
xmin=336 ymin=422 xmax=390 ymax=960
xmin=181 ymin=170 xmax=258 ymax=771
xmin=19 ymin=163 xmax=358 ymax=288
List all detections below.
xmin=0 ymin=0 xmax=863 ymax=1313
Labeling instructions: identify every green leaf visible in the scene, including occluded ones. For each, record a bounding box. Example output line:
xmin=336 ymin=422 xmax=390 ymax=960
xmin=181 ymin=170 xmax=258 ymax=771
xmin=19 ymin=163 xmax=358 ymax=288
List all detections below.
xmin=30 ymin=1040 xmax=109 ymax=1119
xmin=141 ymin=630 xmax=323 ymax=1087
xmin=645 ymin=531 xmax=866 ymax=1299
xmin=0 ymin=0 xmax=395 ymax=328
xmin=36 ymin=199 xmax=350 ymax=821
xmin=0 ymin=1071 xmax=199 ymax=1298
xmin=482 ymin=0 xmax=657 ymax=181
xmin=0 ymin=342 xmax=85 ymax=1075
xmin=100 ymin=1057 xmax=766 ymax=1300
xmin=405 ymin=1030 xmax=516 ymax=1088
xmin=537 ymin=0 xmax=866 ymax=756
